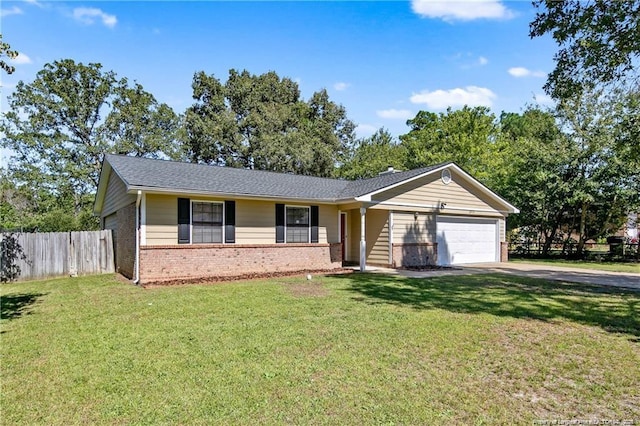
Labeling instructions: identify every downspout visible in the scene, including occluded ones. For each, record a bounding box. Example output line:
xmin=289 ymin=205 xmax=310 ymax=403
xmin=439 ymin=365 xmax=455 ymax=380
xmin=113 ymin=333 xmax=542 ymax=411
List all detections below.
xmin=134 ymin=190 xmax=142 ymax=285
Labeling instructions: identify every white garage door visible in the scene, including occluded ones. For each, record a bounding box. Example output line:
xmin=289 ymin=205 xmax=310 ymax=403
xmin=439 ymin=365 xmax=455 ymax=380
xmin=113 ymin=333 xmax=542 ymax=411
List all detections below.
xmin=436 ymin=216 xmax=498 ymax=266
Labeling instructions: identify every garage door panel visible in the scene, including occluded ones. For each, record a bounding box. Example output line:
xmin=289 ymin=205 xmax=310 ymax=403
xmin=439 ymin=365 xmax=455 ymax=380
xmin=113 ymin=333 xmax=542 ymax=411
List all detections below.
xmin=436 ymin=216 xmax=497 ymax=265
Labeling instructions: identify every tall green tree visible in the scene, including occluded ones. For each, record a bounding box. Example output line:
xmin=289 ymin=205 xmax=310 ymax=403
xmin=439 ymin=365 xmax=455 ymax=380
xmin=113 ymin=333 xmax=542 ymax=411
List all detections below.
xmin=1 ymin=59 xmax=182 ymax=230
xmin=185 ymin=69 xmax=355 ymax=177
xmin=530 ymin=0 xmax=640 ymax=100
xmin=338 ymin=128 xmax=405 ymax=179
xmin=496 ymin=108 xmax=576 ymax=255
xmin=399 ymin=106 xmax=499 ymax=183
xmin=555 ymin=87 xmax=640 ymax=254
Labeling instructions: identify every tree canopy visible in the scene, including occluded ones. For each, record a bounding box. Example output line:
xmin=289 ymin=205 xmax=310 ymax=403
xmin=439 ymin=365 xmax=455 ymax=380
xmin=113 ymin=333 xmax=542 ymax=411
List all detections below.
xmin=184 ymin=69 xmax=355 ymax=177
xmin=337 ymin=128 xmax=405 ymax=180
xmin=399 ymin=106 xmax=499 ymax=183
xmin=0 ymin=59 xmax=182 ymax=231
xmin=530 ymin=0 xmax=640 ymax=99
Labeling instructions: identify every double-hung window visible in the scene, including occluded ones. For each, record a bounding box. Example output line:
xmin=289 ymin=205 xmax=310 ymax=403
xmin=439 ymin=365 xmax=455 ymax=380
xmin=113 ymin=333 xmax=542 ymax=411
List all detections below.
xmin=286 ymin=206 xmax=310 ymax=243
xmin=178 ymin=198 xmax=235 ymax=244
xmin=192 ymin=202 xmax=223 ymax=243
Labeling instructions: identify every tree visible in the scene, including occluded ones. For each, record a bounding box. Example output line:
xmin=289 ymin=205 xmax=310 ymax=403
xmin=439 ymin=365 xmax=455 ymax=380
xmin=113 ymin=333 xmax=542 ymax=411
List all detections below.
xmin=496 ymin=107 xmax=576 ymax=255
xmin=338 ymin=128 xmax=405 ymax=179
xmin=0 ymin=34 xmax=18 ymax=75
xmin=1 ymin=59 xmax=182 ymax=230
xmin=185 ymin=69 xmax=355 ymax=177
xmin=555 ymin=86 xmax=640 ymax=254
xmin=399 ymin=106 xmax=500 ymax=183
xmin=530 ymin=0 xmax=640 ymax=99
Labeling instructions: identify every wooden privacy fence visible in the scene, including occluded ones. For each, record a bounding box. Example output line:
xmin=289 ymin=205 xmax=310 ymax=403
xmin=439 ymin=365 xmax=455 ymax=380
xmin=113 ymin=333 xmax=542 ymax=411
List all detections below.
xmin=2 ymin=230 xmax=114 ymax=281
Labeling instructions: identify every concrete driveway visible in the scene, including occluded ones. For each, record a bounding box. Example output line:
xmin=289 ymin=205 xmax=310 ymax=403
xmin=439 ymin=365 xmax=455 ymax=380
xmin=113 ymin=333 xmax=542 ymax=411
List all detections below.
xmin=360 ymin=263 xmax=640 ymax=291
xmin=463 ymin=262 xmax=640 ymax=290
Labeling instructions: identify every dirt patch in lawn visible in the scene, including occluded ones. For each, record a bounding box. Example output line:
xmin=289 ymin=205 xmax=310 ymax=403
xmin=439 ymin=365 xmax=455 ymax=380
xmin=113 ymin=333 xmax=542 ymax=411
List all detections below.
xmin=283 ymin=280 xmax=330 ymax=298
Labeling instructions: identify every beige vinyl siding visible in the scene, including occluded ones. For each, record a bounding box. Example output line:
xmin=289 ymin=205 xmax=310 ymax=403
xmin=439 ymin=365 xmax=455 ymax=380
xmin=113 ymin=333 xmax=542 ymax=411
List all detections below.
xmin=365 ymin=209 xmax=389 ymax=265
xmin=349 ymin=210 xmax=361 ymax=261
xmin=144 ymin=195 xmax=336 ymax=245
xmin=392 ymin=211 xmax=437 ymax=244
xmin=236 ymin=200 xmax=275 ymax=244
xmin=499 ymin=218 xmax=506 ymax=242
xmin=320 ymin=205 xmax=339 ymax=243
xmin=102 ymin=172 xmax=136 ymax=217
xmin=145 ymin=194 xmax=178 ymax=245
xmin=373 ymin=169 xmax=504 ymax=213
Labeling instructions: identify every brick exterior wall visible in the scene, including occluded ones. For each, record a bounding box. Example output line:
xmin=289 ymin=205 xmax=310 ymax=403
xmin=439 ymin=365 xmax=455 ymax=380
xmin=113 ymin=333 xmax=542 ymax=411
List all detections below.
xmin=392 ymin=243 xmax=437 ymax=267
xmin=139 ymin=243 xmax=342 ymax=283
xmin=116 ymin=203 xmax=136 ymax=278
xmin=500 ymin=241 xmax=509 ymax=262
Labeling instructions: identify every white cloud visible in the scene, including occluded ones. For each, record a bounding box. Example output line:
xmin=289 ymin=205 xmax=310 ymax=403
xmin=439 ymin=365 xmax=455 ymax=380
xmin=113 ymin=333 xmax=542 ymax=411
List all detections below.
xmin=23 ymin=0 xmax=44 ymax=7
xmin=411 ymin=0 xmax=514 ymax=22
xmin=11 ymin=52 xmax=32 ymax=65
xmin=1 ymin=6 xmax=23 ymax=17
xmin=478 ymin=56 xmax=488 ymax=66
xmin=410 ymin=86 xmax=497 ymax=109
xmin=508 ymin=67 xmax=546 ymax=78
xmin=73 ymin=7 xmax=117 ymax=28
xmin=333 ymin=82 xmax=350 ymax=91
xmin=377 ymin=109 xmax=414 ymax=120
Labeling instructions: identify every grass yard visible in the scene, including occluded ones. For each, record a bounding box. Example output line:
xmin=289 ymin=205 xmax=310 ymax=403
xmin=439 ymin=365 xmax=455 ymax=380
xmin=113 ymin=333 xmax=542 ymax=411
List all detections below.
xmin=510 ymin=258 xmax=640 ymax=274
xmin=1 ymin=273 xmax=639 ymax=424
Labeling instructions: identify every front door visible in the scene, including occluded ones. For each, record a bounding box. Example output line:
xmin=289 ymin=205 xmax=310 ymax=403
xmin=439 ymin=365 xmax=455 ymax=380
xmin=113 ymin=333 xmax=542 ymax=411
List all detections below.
xmin=340 ymin=213 xmax=347 ymax=262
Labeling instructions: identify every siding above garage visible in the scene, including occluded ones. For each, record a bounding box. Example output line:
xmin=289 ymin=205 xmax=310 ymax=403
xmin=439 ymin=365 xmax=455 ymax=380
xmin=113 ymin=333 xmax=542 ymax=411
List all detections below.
xmin=371 ymin=168 xmax=505 ymax=215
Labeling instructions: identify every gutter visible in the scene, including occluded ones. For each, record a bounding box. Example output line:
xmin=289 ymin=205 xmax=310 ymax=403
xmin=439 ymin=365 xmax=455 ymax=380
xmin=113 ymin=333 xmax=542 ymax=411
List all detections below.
xmin=134 ymin=190 xmax=142 ymax=285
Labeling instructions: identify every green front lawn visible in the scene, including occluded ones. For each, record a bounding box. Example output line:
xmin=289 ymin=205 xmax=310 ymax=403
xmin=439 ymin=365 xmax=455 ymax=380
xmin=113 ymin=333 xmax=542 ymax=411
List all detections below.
xmin=1 ymin=273 xmax=638 ymax=424
xmin=510 ymin=258 xmax=640 ymax=274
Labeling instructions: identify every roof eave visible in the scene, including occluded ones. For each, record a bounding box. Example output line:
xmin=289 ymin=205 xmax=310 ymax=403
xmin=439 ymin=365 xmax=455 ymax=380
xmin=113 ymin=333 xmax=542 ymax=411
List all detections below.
xmin=93 ymin=160 xmax=112 ymax=216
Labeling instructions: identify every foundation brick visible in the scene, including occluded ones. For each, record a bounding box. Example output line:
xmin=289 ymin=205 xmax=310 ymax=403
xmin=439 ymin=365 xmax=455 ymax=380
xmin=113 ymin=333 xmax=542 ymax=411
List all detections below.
xmin=392 ymin=243 xmax=437 ymax=267
xmin=139 ymin=243 xmax=342 ymax=283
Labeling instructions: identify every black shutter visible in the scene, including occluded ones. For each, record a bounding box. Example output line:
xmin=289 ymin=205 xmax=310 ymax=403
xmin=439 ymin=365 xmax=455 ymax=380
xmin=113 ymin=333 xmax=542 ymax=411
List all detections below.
xmin=225 ymin=200 xmax=235 ymax=243
xmin=178 ymin=198 xmax=190 ymax=244
xmin=310 ymin=205 xmax=319 ymax=243
xmin=276 ymin=203 xmax=285 ymax=243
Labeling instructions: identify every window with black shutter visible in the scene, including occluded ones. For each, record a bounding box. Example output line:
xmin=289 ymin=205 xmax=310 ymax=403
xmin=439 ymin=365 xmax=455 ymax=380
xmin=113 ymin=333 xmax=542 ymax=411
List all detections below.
xmin=178 ymin=198 xmax=190 ymax=244
xmin=225 ymin=200 xmax=235 ymax=243
xmin=276 ymin=204 xmax=285 ymax=243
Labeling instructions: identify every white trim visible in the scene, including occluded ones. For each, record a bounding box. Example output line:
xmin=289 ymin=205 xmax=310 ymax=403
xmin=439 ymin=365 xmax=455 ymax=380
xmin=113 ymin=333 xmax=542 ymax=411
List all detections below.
xmin=284 ymin=205 xmax=311 ymax=244
xmin=388 ymin=211 xmax=394 ymax=265
xmin=140 ymin=193 xmax=147 ymax=245
xmin=355 ymin=163 xmax=519 ymax=213
xmin=372 ymin=200 xmax=509 ymax=215
xmin=134 ymin=190 xmax=142 ymax=285
xmin=190 ymin=200 xmax=225 ymax=244
xmin=495 ymin=218 xmax=501 ymax=262
xmin=360 ymin=207 xmax=366 ymax=272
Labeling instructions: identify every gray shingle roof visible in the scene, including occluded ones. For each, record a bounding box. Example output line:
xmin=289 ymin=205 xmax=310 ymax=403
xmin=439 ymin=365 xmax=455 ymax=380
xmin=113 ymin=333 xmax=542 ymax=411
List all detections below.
xmin=105 ymin=154 xmax=447 ymax=201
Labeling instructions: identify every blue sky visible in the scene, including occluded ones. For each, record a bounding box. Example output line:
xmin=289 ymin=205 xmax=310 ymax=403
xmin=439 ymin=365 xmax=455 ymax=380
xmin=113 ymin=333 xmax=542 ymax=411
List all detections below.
xmin=1 ymin=0 xmax=557 ymax=153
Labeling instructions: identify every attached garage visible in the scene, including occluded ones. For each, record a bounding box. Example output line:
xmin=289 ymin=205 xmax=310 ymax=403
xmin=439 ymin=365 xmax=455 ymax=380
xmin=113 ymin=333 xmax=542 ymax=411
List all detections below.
xmin=436 ymin=216 xmax=498 ymax=265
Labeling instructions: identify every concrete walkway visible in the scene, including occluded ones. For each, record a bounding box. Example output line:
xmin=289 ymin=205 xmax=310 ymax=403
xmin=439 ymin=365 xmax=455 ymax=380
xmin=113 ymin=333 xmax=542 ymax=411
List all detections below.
xmin=358 ymin=262 xmax=640 ymax=291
